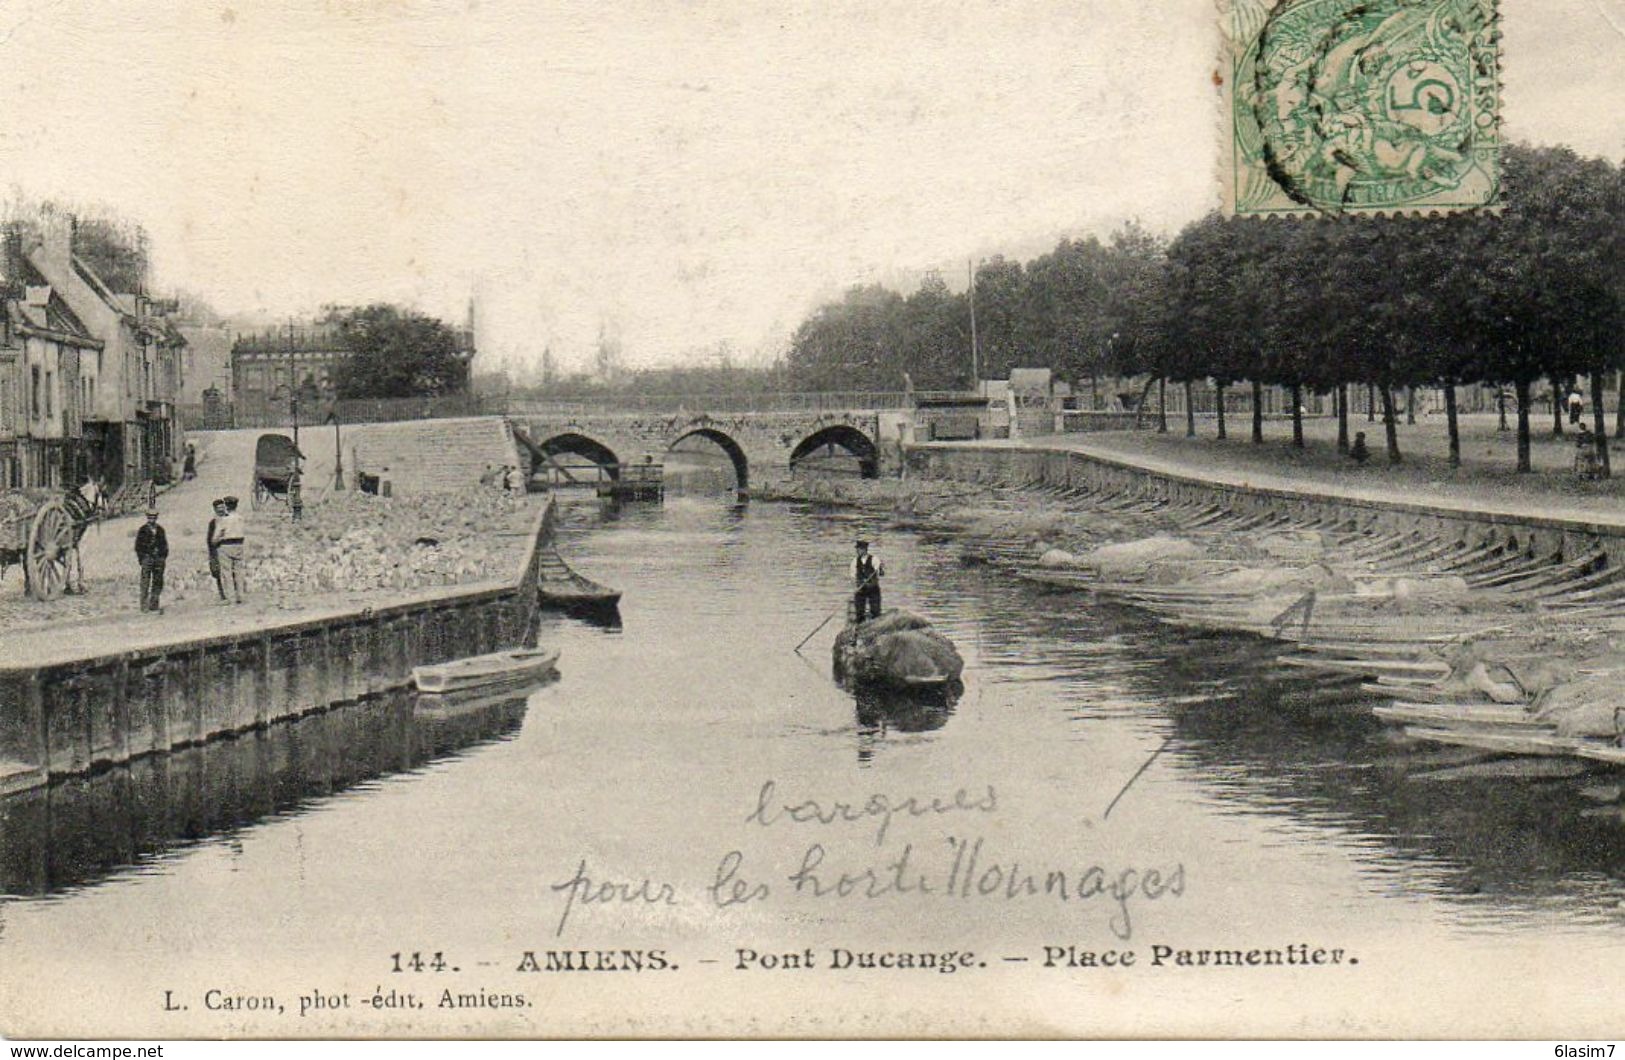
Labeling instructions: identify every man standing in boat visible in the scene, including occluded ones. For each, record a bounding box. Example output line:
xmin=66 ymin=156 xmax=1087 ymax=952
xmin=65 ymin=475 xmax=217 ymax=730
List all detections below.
xmin=851 ymin=539 xmax=884 ymax=622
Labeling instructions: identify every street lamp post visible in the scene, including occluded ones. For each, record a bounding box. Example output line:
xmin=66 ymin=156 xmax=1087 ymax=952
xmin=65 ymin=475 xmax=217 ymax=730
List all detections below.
xmin=286 ymin=319 xmax=300 ymax=466
xmin=332 ymin=413 xmax=344 ymax=490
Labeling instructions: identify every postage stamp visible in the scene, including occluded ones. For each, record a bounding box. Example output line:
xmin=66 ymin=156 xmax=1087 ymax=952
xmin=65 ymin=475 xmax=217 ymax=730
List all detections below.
xmin=1222 ymin=0 xmax=1502 ymax=215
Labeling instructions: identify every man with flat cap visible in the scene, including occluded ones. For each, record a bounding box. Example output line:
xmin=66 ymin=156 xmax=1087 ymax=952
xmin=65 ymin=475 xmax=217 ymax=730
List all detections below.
xmin=212 ymin=495 xmax=246 ymax=604
xmin=135 ymin=505 xmax=168 ymax=613
xmin=851 ymin=539 xmax=884 ymax=622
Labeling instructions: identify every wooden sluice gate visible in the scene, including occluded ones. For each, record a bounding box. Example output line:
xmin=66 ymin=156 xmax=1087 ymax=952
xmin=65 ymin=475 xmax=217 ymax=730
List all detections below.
xmin=598 ymin=460 xmax=664 ymax=500
xmin=913 ymin=442 xmax=1625 ymax=772
xmin=0 ymin=501 xmax=558 ymax=796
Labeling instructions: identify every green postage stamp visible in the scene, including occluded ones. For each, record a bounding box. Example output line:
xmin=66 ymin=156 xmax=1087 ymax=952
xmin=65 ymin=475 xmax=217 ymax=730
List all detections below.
xmin=1222 ymin=0 xmax=1501 ymax=215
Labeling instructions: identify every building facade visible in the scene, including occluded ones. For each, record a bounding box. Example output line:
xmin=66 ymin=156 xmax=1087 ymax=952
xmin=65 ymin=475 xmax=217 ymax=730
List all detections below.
xmin=231 ymin=318 xmax=477 ymax=427
xmin=231 ymin=325 xmax=349 ymax=425
xmin=4 ymin=215 xmax=187 ymax=490
xmin=0 ymin=284 xmax=102 ymax=489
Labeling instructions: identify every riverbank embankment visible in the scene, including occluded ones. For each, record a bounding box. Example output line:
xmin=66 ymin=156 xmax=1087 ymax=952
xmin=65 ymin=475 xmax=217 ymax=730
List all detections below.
xmin=0 ymin=496 xmax=552 ymax=795
xmin=0 ymin=416 xmax=550 ymax=796
xmin=911 ymin=436 xmax=1625 ymax=565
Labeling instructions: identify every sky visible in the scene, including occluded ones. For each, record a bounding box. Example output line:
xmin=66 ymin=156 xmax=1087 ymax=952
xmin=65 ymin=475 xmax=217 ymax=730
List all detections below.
xmin=1 ymin=0 xmax=1622 ymax=375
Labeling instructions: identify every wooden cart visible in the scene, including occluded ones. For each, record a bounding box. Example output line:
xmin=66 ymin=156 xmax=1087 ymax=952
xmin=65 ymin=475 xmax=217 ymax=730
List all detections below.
xmin=0 ymin=488 xmax=98 ymax=600
xmin=251 ymin=433 xmax=303 ymax=510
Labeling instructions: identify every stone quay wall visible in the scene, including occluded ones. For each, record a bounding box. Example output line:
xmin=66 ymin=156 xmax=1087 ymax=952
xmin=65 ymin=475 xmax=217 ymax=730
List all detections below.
xmin=910 ymin=442 xmax=1625 ymax=569
xmin=0 ymin=499 xmax=556 ymax=796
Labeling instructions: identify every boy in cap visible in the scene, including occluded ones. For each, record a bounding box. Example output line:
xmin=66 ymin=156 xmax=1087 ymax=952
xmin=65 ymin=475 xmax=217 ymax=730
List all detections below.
xmin=135 ymin=506 xmax=168 ymax=613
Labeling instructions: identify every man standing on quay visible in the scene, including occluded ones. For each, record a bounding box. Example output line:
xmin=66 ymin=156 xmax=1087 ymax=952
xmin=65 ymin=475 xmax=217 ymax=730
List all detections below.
xmin=213 ymin=495 xmax=247 ymax=604
xmin=135 ymin=506 xmax=168 ymax=613
xmin=206 ymin=497 xmax=227 ymax=600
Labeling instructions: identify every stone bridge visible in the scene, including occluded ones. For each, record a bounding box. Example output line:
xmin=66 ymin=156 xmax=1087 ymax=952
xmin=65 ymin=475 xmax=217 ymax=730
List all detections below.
xmin=511 ymin=408 xmax=912 ymax=490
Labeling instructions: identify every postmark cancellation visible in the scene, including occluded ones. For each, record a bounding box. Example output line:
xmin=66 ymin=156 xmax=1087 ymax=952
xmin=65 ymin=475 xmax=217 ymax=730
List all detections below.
xmin=1221 ymin=0 xmax=1502 ymax=215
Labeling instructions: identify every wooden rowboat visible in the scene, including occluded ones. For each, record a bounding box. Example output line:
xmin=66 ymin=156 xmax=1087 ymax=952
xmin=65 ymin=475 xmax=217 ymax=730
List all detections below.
xmin=1373 ymin=702 xmax=1545 ymax=729
xmin=1572 ymin=742 xmax=1625 ymax=766
xmin=538 ymin=548 xmax=622 ymax=612
xmin=412 ymin=647 xmax=561 ymax=695
xmin=1403 ymin=726 xmax=1579 ymax=757
xmin=541 ymin=567 xmax=623 ymax=610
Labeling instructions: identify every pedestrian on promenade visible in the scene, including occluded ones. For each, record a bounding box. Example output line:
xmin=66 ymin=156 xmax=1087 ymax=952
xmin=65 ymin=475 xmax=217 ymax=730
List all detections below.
xmin=206 ymin=497 xmax=227 ymax=600
xmin=1568 ymin=389 xmax=1584 ymax=426
xmin=289 ymin=468 xmax=303 ymax=522
xmin=135 ymin=506 xmax=168 ymax=613
xmin=851 ymin=539 xmax=884 ymax=622
xmin=214 ymin=495 xmax=246 ymax=604
xmin=182 ymin=443 xmax=197 ymax=481
xmin=1350 ymin=431 xmax=1370 ymax=465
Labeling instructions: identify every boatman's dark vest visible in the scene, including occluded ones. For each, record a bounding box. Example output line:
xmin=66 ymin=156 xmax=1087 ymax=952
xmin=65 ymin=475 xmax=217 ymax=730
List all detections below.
xmin=856 ymin=554 xmax=877 ymax=587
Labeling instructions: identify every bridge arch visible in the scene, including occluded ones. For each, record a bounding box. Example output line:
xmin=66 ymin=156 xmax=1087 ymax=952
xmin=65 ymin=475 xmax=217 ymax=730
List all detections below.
xmin=668 ymin=426 xmax=749 ymax=491
xmin=535 ymin=432 xmax=622 ymax=482
xmin=789 ymin=424 xmax=880 ymax=479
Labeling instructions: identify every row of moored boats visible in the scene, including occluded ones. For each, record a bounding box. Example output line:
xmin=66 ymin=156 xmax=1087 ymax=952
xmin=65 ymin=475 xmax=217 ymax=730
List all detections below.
xmin=949 ymin=477 xmax=1625 ymax=771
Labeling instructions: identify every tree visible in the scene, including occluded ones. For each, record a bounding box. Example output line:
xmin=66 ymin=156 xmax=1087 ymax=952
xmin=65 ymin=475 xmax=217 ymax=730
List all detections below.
xmin=1025 ymin=237 xmax=1115 ymax=394
xmin=327 ymin=304 xmax=470 ymax=399
xmin=785 ymin=284 xmax=907 ymax=390
xmin=593 ymin=322 xmax=626 ymax=384
xmin=969 ymin=257 xmax=1031 ymax=380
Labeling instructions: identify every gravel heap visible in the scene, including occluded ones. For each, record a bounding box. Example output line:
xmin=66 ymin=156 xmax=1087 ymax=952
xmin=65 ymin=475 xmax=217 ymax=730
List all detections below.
xmin=165 ymin=488 xmax=534 ymax=605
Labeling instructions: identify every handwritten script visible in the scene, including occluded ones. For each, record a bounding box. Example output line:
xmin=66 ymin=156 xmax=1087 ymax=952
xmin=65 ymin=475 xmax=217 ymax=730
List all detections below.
xmin=744 ymin=779 xmax=998 ymax=845
xmin=549 ymin=779 xmax=1186 ymax=941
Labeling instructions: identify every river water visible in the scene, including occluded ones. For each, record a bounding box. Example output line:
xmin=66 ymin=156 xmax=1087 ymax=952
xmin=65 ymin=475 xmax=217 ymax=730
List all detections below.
xmin=2 ymin=483 xmax=1623 ymax=1036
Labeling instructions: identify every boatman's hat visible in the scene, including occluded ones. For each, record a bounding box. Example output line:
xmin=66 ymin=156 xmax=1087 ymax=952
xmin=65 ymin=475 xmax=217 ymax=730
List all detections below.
xmin=855 ymin=539 xmax=869 ymax=548
xmin=144 ymin=506 xmax=158 ymax=516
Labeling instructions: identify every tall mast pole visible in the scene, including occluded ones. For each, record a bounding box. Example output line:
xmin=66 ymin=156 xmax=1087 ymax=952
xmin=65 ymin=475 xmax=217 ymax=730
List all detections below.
xmin=968 ymin=258 xmax=979 ymax=386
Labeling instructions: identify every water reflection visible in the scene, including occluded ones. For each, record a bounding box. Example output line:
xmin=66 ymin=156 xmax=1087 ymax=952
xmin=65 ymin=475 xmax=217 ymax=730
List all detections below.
xmin=0 ymin=688 xmax=532 ymax=898
xmin=966 ymin=577 xmax=1625 ymax=921
xmin=852 ymin=684 xmax=961 ymax=765
xmin=564 ymin=605 xmax=623 ymax=632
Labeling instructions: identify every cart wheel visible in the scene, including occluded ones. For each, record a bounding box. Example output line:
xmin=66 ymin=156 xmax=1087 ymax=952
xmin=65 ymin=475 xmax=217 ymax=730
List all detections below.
xmin=25 ymin=497 xmax=74 ymax=601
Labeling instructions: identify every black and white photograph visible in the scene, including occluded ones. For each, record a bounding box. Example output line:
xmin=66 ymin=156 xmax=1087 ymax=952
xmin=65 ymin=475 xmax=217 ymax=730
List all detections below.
xmin=0 ymin=0 xmax=1622 ymax=1041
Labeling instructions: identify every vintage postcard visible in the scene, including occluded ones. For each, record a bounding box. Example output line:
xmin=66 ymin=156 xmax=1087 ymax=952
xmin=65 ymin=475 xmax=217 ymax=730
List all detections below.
xmin=1 ymin=0 xmax=1623 ymax=1043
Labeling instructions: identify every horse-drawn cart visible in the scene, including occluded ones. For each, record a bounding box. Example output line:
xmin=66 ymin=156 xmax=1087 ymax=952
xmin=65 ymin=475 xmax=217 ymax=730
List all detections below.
xmin=0 ymin=488 xmax=98 ymax=600
xmin=251 ymin=433 xmax=303 ymax=510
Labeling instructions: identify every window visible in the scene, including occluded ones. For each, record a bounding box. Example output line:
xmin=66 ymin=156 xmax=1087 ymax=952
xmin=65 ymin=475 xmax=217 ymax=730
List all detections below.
xmin=45 ymin=370 xmax=53 ymax=418
xmin=31 ymin=365 xmax=40 ymax=419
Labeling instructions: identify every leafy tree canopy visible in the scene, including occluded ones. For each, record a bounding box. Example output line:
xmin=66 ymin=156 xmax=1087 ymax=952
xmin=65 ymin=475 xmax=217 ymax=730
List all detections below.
xmin=326 ymin=304 xmax=470 ymax=399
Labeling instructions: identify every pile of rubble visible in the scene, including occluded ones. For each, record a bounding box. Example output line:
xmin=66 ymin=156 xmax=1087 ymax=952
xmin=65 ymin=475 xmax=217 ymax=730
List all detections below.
xmin=164 ymin=488 xmax=534 ymax=606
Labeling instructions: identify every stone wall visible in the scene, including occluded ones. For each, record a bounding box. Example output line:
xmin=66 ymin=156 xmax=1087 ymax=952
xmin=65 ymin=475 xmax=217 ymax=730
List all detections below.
xmin=911 ymin=442 xmax=1625 ymax=570
xmin=346 ymin=416 xmax=522 ymax=495
xmin=0 ymin=500 xmax=554 ymax=795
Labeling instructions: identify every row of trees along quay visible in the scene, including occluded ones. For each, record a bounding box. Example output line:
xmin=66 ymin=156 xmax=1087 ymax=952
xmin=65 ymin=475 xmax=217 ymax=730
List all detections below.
xmin=783 ymin=144 xmax=1625 ymax=476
